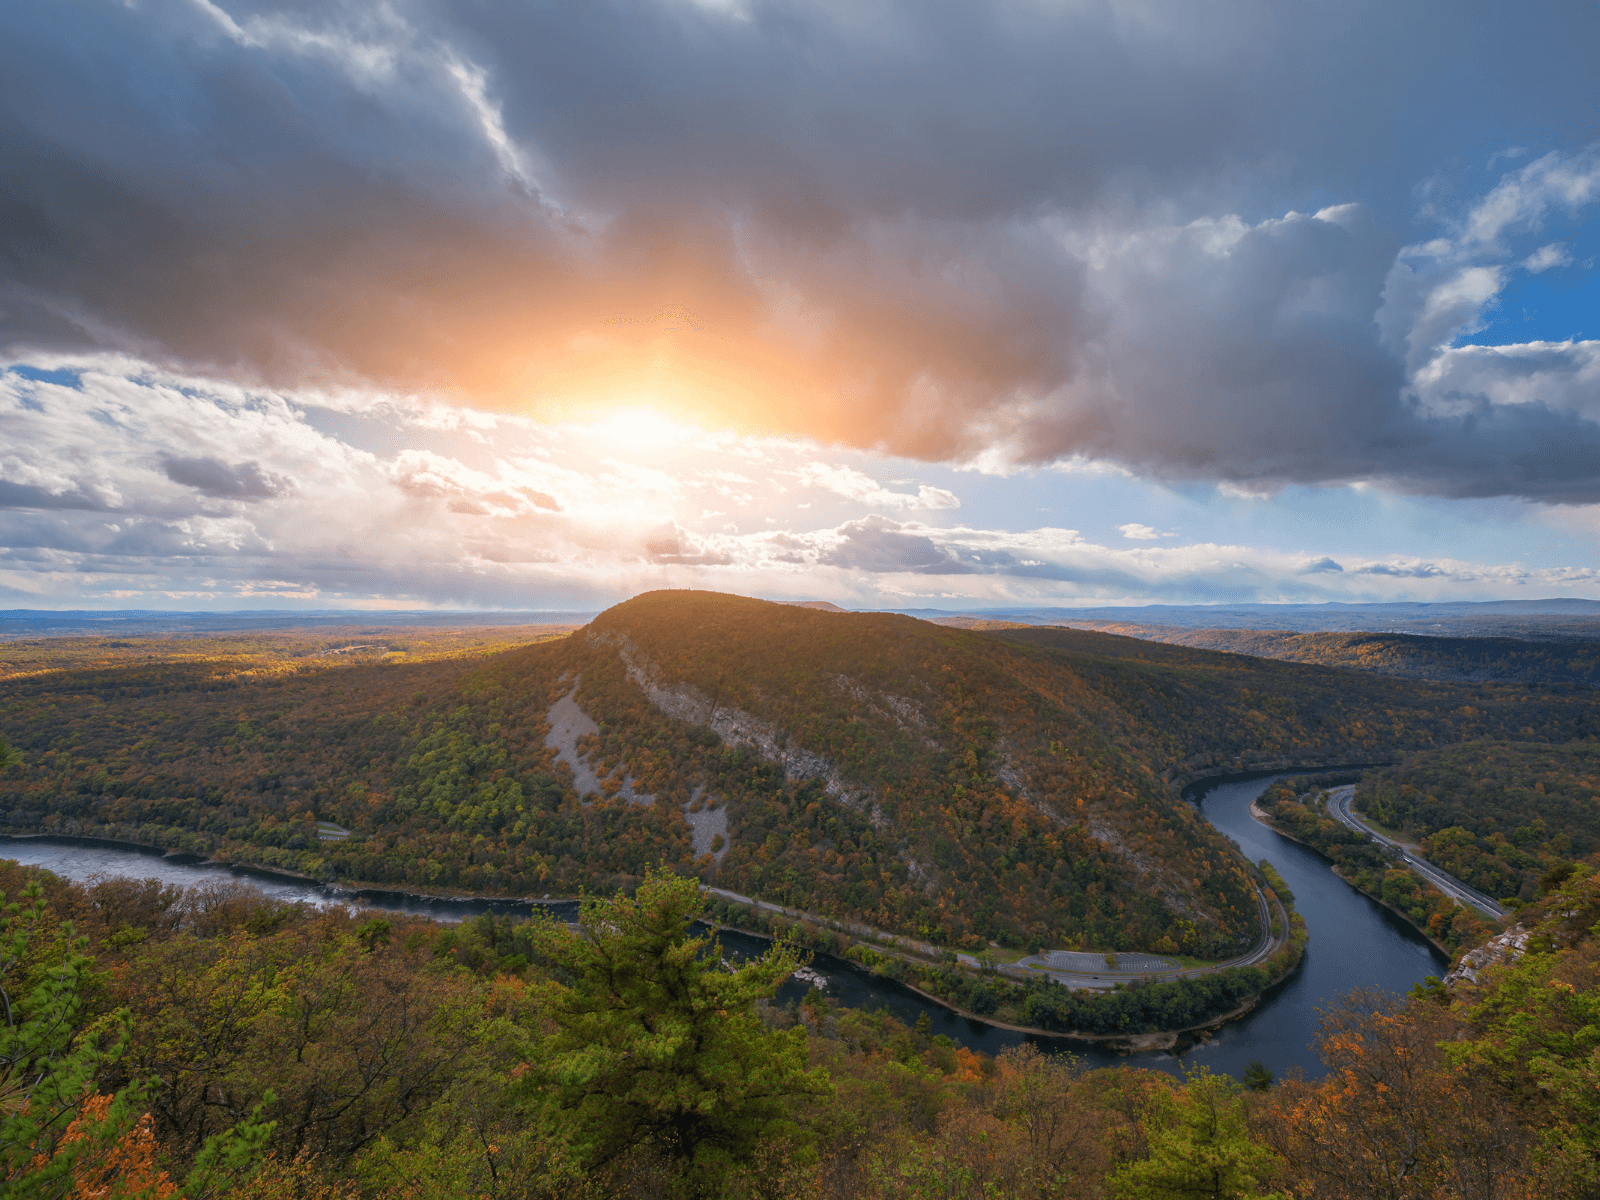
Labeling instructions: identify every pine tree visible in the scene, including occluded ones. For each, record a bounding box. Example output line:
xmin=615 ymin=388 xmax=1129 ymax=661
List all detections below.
xmin=1111 ymin=1068 xmax=1281 ymax=1200
xmin=521 ymin=870 xmax=832 ymax=1192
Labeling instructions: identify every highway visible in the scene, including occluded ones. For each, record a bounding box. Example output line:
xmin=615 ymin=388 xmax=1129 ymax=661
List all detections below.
xmin=1324 ymin=785 xmax=1509 ymax=921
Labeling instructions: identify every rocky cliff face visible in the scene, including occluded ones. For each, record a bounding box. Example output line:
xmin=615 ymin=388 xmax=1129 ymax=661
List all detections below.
xmin=1444 ymin=924 xmax=1529 ymax=987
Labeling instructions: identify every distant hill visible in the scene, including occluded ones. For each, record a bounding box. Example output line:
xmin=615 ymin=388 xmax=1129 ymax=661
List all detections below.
xmin=926 ymin=616 xmax=1034 ymax=631
xmin=1050 ymin=625 xmax=1600 ymax=688
xmin=898 ymin=599 xmax=1600 ymax=641
xmin=0 ymin=608 xmax=597 ymax=639
xmin=5 ymin=591 xmax=1599 ymax=956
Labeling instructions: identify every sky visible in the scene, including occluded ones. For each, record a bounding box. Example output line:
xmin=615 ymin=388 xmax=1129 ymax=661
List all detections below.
xmin=2 ymin=1 xmax=1598 ymax=612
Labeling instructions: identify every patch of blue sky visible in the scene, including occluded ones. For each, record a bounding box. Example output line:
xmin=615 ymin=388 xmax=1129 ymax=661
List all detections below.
xmin=1463 ymin=250 xmax=1600 ymax=347
xmin=1454 ymin=177 xmax=1600 ymax=346
xmin=887 ymin=450 xmax=1586 ymax=577
xmin=4 ymin=364 xmax=81 ymax=387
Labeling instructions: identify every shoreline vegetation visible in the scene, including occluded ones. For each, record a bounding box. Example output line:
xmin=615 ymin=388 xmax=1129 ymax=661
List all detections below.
xmin=701 ymin=871 xmax=1305 ymax=1048
xmin=9 ymin=593 xmax=1600 ymax=966
xmin=1 ymin=825 xmax=1307 ymax=1044
xmin=1249 ymin=772 xmax=1500 ymax=958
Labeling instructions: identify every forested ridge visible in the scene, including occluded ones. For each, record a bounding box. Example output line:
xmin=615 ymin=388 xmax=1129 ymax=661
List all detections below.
xmin=3 ymin=592 xmax=1598 ymax=959
xmin=1356 ymin=741 xmax=1600 ymax=902
xmin=1055 ymin=624 xmax=1600 ymax=687
xmin=2 ymin=855 xmax=1597 ymax=1199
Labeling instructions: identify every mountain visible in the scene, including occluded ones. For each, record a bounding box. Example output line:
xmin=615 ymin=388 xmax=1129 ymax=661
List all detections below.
xmin=4 ymin=591 xmax=1599 ymax=957
xmin=366 ymin=593 xmax=1600 ymax=953
xmin=479 ymin=591 xmax=1266 ymax=956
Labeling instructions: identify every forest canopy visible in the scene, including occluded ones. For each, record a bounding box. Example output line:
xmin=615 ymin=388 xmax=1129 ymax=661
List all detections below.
xmin=1355 ymin=740 xmax=1600 ymax=903
xmin=2 ymin=592 xmax=1597 ymax=956
xmin=1 ymin=852 xmax=1596 ymax=1199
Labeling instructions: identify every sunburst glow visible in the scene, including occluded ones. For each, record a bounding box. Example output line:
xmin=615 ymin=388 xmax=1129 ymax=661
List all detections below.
xmin=0 ymin=1 xmax=1597 ymax=611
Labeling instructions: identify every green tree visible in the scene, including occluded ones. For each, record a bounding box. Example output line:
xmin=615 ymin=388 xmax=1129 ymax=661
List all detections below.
xmin=1448 ymin=863 xmax=1600 ymax=1193
xmin=0 ymin=881 xmax=273 ymax=1199
xmin=521 ymin=870 xmax=831 ymax=1193
xmin=1111 ymin=1068 xmax=1281 ymax=1200
xmin=1240 ymin=1061 xmax=1273 ymax=1092
xmin=0 ymin=883 xmax=134 ymax=1198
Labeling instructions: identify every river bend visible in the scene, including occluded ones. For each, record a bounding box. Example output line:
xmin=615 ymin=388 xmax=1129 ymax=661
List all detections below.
xmin=0 ymin=771 xmax=1446 ymax=1081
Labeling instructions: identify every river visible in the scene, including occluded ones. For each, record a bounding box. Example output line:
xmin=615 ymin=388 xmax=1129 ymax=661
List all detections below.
xmin=0 ymin=770 xmax=1446 ymax=1082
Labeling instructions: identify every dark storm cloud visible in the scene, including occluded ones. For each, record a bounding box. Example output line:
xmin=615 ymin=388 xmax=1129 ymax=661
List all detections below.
xmin=819 ymin=516 xmax=968 ymax=575
xmin=1357 ymin=562 xmax=1447 ymax=579
xmin=809 ymin=516 xmax=1293 ymax=599
xmin=0 ymin=480 xmax=112 ymax=512
xmin=4 ymin=1 xmax=1600 ymax=500
xmin=161 ymin=456 xmax=285 ymax=500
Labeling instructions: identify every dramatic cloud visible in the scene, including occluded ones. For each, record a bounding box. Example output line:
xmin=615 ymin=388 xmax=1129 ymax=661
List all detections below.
xmin=162 ymin=456 xmax=286 ymax=500
xmin=3 ymin=1 xmax=1600 ymax=506
xmin=2 ymin=366 xmax=1593 ymax=610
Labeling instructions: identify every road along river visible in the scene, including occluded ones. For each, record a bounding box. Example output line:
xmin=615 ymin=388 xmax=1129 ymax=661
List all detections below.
xmin=0 ymin=770 xmax=1445 ymax=1082
xmin=1324 ymin=785 xmax=1510 ymax=921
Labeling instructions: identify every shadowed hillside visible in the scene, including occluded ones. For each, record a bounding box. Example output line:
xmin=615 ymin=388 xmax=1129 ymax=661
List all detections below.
xmin=985 ymin=624 xmax=1600 ymax=775
xmin=1053 ymin=624 xmax=1600 ymax=687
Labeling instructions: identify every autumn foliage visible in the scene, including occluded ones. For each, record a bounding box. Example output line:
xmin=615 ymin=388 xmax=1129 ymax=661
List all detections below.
xmin=4 ymin=594 xmax=1597 ymax=960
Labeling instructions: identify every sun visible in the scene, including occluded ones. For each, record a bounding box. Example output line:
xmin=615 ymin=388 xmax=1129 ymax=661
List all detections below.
xmin=580 ymin=404 xmax=700 ymax=450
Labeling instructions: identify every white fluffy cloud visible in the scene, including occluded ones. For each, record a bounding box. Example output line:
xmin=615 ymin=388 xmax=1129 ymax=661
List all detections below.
xmin=796 ymin=462 xmax=960 ymax=511
xmin=2 ymin=364 xmax=1595 ymax=609
xmin=1524 ymin=243 xmax=1573 ymax=273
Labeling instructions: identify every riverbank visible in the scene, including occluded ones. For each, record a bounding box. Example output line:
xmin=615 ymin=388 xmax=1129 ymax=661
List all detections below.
xmin=1 ymin=826 xmax=1306 ymax=1046
xmin=0 ymin=831 xmax=333 ymax=890
xmin=1179 ymin=762 xmax=1386 ymax=803
xmin=708 ymin=908 xmax=1290 ymax=1051
xmin=702 ymin=874 xmax=1306 ymax=1045
xmin=9 ymin=769 xmax=1440 ymax=1081
xmin=895 ymin=976 xmax=1270 ymax=1052
xmin=0 ymin=832 xmax=585 ymax=912
xmin=1247 ymin=795 xmax=1472 ymax=962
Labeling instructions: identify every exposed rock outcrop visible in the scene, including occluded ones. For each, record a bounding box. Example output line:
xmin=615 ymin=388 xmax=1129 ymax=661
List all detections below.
xmin=1444 ymin=924 xmax=1529 ymax=987
xmin=588 ymin=629 xmax=886 ymax=825
xmin=683 ymin=785 xmax=730 ymax=861
xmin=543 ymin=680 xmax=653 ymax=805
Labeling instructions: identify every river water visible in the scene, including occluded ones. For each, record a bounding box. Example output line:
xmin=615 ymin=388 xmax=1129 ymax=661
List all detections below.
xmin=0 ymin=771 xmax=1446 ymax=1082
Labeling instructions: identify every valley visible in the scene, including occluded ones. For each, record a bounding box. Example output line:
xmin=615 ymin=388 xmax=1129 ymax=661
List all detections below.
xmin=4 ymin=592 xmax=1599 ymax=1196
xmin=3 ymin=590 xmax=1596 ymax=966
